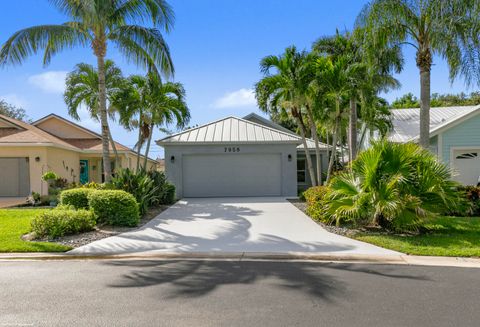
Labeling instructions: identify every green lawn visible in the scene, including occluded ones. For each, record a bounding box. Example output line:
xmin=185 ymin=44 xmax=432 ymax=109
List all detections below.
xmin=355 ymin=216 xmax=480 ymax=257
xmin=0 ymin=209 xmax=71 ymax=252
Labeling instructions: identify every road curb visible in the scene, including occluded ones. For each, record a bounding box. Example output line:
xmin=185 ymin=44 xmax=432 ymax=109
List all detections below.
xmin=1 ymin=251 xmax=479 ymax=268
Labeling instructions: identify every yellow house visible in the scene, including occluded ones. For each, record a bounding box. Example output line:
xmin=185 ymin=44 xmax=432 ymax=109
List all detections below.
xmin=0 ymin=113 xmax=159 ymax=196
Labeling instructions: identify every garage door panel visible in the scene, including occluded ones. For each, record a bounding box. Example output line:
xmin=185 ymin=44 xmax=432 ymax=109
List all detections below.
xmin=453 ymin=150 xmax=480 ymax=185
xmin=182 ymin=153 xmax=282 ymax=197
xmin=0 ymin=158 xmax=30 ymax=197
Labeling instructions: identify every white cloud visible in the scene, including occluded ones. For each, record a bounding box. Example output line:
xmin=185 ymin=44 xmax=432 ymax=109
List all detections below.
xmin=0 ymin=93 xmax=29 ymax=108
xmin=213 ymin=88 xmax=256 ymax=109
xmin=28 ymin=71 xmax=68 ymax=94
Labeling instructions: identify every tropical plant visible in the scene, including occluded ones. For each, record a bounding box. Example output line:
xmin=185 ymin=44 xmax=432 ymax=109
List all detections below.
xmin=110 ymin=168 xmax=157 ymax=215
xmin=324 ymin=140 xmax=462 ymax=231
xmin=114 ymin=73 xmax=189 ymax=169
xmin=255 ymin=46 xmax=318 ymax=186
xmin=357 ymin=0 xmax=476 ymax=149
xmin=64 ymin=60 xmax=125 ymax=166
xmin=0 ymin=0 xmax=175 ymax=182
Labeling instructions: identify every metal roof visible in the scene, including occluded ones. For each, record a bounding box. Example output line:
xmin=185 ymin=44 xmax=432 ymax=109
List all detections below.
xmin=157 ymin=116 xmax=302 ymax=145
xmin=242 ymin=112 xmax=330 ymax=150
xmin=389 ymin=105 xmax=480 ymax=142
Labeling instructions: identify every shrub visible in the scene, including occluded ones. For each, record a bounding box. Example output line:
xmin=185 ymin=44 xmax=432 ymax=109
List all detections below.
xmin=88 ymin=190 xmax=140 ymax=226
xmin=324 ymin=140 xmax=463 ymax=231
xmin=31 ymin=208 xmax=96 ymax=239
xmin=448 ymin=186 xmax=480 ymax=216
xmin=304 ymin=186 xmax=329 ymax=221
xmin=161 ymin=182 xmax=176 ymax=204
xmin=41 ymin=171 xmax=58 ymax=181
xmin=59 ymin=188 xmax=94 ymax=209
xmin=110 ymin=168 xmax=158 ymax=215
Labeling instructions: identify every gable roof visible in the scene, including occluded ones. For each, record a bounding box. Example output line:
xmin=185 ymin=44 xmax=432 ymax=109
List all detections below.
xmin=157 ymin=116 xmax=302 ymax=145
xmin=389 ymin=105 xmax=480 ymax=142
xmin=243 ymin=112 xmax=330 ymax=150
xmin=0 ymin=114 xmax=79 ymax=150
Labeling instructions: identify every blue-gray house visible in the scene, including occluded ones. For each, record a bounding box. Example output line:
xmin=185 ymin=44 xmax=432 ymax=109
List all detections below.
xmin=387 ymin=105 xmax=480 ymax=185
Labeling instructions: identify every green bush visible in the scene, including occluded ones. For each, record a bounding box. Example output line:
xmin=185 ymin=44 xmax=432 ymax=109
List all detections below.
xmin=324 ymin=140 xmax=462 ymax=231
xmin=447 ymin=186 xmax=480 ymax=216
xmin=59 ymin=188 xmax=94 ymax=209
xmin=110 ymin=168 xmax=158 ymax=215
xmin=41 ymin=171 xmax=58 ymax=181
xmin=88 ymin=190 xmax=140 ymax=226
xmin=161 ymin=182 xmax=176 ymax=204
xmin=31 ymin=208 xmax=96 ymax=239
xmin=304 ymin=186 xmax=329 ymax=221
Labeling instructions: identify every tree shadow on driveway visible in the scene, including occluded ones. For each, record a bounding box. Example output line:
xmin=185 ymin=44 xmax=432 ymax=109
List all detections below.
xmin=103 ymin=260 xmax=431 ymax=301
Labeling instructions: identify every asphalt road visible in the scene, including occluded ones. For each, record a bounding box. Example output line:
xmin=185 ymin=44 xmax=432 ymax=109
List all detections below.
xmin=0 ymin=259 xmax=479 ymax=327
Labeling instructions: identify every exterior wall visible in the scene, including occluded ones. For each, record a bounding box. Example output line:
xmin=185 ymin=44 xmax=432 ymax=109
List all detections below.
xmin=297 ymin=149 xmax=329 ymax=191
xmin=124 ymin=152 xmax=158 ymax=171
xmin=164 ymin=143 xmax=298 ymax=198
xmin=429 ymin=135 xmax=438 ymax=157
xmin=441 ymin=114 xmax=480 ymax=165
xmin=46 ymin=147 xmax=80 ymax=186
xmin=0 ymin=146 xmax=47 ymax=195
xmin=35 ymin=118 xmax=94 ymax=139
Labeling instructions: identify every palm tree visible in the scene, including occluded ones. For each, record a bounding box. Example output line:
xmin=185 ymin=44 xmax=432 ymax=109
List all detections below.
xmin=0 ymin=0 xmax=174 ymax=182
xmin=313 ymin=29 xmax=401 ymax=160
xmin=64 ymin=59 xmax=124 ymax=167
xmin=141 ymin=77 xmax=190 ymax=169
xmin=114 ymin=73 xmax=190 ymax=170
xmin=314 ymin=55 xmax=359 ymax=182
xmin=255 ymin=46 xmax=317 ymax=186
xmin=357 ymin=0 xmax=474 ymax=149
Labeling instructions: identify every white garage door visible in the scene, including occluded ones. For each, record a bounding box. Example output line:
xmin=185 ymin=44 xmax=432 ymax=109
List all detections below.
xmin=182 ymin=153 xmax=282 ymax=197
xmin=0 ymin=158 xmax=30 ymax=196
xmin=452 ymin=150 xmax=480 ymax=185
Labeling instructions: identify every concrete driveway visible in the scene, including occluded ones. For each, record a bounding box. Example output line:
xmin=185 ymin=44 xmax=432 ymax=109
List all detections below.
xmin=70 ymin=197 xmax=399 ymax=256
xmin=0 ymin=197 xmax=26 ymax=208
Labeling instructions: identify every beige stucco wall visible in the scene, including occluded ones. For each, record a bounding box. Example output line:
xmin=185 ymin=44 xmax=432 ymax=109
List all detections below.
xmin=124 ymin=152 xmax=158 ymax=171
xmin=35 ymin=118 xmax=94 ymax=139
xmin=46 ymin=147 xmax=80 ymax=186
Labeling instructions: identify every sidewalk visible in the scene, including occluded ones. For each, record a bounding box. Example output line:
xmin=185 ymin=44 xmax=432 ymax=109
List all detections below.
xmin=1 ymin=251 xmax=479 ymax=268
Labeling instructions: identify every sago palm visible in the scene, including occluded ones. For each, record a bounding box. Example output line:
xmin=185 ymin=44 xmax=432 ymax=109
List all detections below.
xmin=357 ymin=0 xmax=475 ymax=149
xmin=64 ymin=59 xmax=124 ymax=166
xmin=0 ymin=0 xmax=174 ymax=182
xmin=325 ymin=140 xmax=461 ymax=231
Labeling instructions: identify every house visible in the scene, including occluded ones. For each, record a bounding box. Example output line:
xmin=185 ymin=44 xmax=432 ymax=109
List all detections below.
xmin=380 ymin=105 xmax=480 ymax=185
xmin=157 ymin=113 xmax=329 ymax=198
xmin=0 ymin=113 xmax=158 ymax=197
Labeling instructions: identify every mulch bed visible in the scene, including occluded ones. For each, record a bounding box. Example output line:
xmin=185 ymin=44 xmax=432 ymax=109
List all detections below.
xmin=288 ymin=199 xmax=361 ymax=237
xmin=29 ymin=205 xmax=171 ymax=248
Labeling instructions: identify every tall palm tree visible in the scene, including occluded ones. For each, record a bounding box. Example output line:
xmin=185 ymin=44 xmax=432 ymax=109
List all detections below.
xmin=314 ymin=55 xmax=357 ymax=182
xmin=255 ymin=46 xmax=317 ymax=186
xmin=0 ymin=0 xmax=174 ymax=182
xmin=313 ymin=29 xmax=401 ymax=160
xmin=114 ymin=73 xmax=190 ymax=170
xmin=357 ymin=0 xmax=474 ymax=149
xmin=64 ymin=59 xmax=124 ymax=167
xmin=141 ymin=77 xmax=190 ymax=169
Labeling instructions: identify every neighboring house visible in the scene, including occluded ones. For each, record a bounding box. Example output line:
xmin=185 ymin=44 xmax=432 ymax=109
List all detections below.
xmin=0 ymin=113 xmax=158 ymax=197
xmin=157 ymin=113 xmax=329 ymax=198
xmin=364 ymin=105 xmax=480 ymax=185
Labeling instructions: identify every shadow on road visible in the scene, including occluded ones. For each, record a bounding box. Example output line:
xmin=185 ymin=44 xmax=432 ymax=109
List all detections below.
xmin=104 ymin=260 xmax=431 ymax=300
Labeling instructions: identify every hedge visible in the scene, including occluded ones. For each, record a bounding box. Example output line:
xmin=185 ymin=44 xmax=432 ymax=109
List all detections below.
xmin=304 ymin=186 xmax=329 ymax=221
xmin=31 ymin=208 xmax=96 ymax=239
xmin=59 ymin=188 xmax=94 ymax=209
xmin=88 ymin=190 xmax=140 ymax=227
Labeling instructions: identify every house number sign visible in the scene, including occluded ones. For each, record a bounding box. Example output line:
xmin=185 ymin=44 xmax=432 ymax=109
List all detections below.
xmin=224 ymin=147 xmax=241 ymax=152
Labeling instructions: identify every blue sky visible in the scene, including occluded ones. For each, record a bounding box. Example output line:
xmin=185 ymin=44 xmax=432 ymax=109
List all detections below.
xmin=0 ymin=0 xmax=474 ymax=158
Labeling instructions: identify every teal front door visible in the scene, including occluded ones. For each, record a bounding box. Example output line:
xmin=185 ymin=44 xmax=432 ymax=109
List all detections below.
xmin=79 ymin=160 xmax=89 ymax=184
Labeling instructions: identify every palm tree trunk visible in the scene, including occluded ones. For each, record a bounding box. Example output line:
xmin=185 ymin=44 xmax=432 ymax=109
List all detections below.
xmin=108 ymin=129 xmax=120 ymax=169
xmin=143 ymin=125 xmax=153 ymax=170
xmin=419 ymin=68 xmax=431 ymax=149
xmin=306 ymin=106 xmax=323 ymax=185
xmin=96 ymin=54 xmax=112 ymax=182
xmin=136 ymin=110 xmax=143 ymax=171
xmin=348 ymin=97 xmax=358 ymax=161
xmin=326 ymin=117 xmax=339 ymax=183
xmin=294 ymin=113 xmax=317 ymax=187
